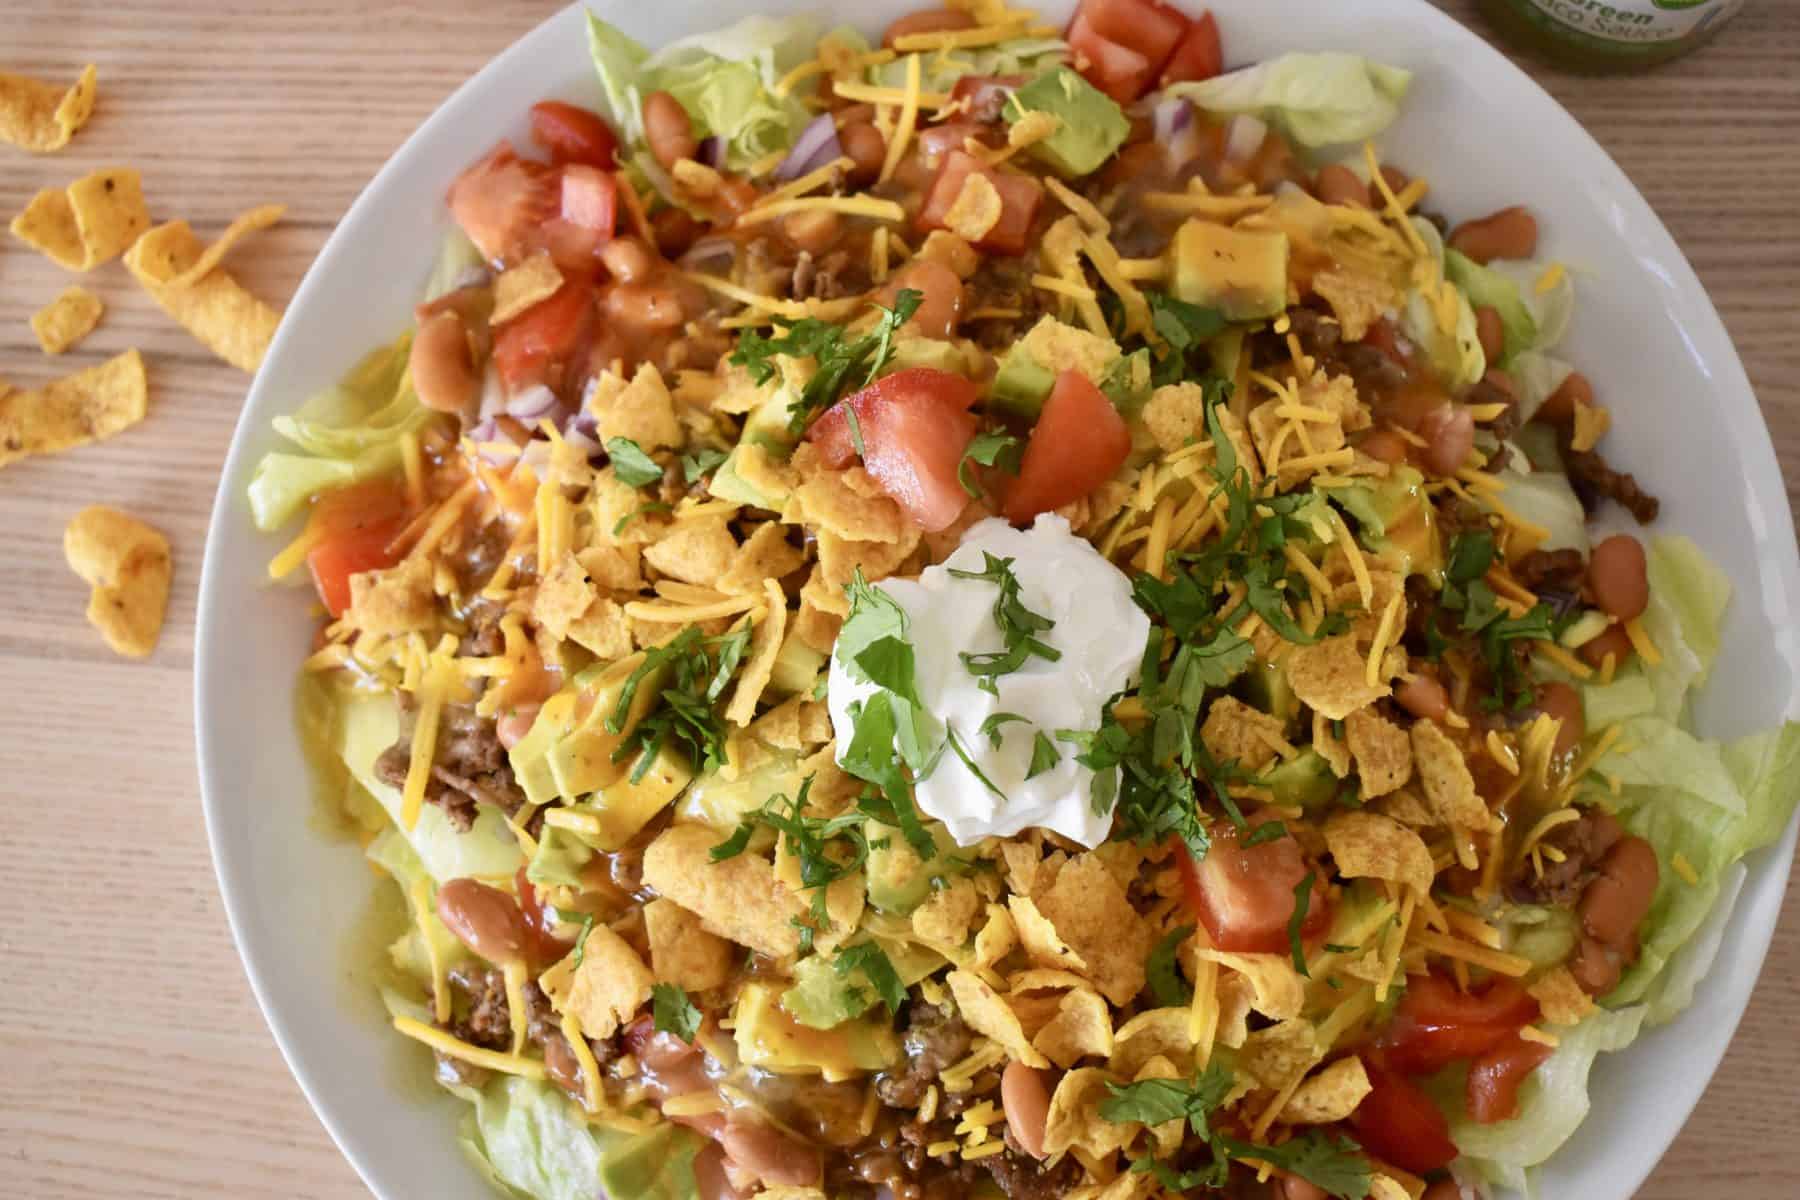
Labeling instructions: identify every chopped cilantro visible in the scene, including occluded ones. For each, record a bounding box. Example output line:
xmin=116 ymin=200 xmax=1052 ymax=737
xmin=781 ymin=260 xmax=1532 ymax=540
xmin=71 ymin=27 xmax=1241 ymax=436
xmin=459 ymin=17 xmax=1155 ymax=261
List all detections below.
xmin=833 ymin=942 xmax=906 ymax=1014
xmin=1288 ymin=872 xmax=1316 ymax=977
xmin=1144 ymin=291 xmax=1229 ymax=388
xmin=680 ymin=446 xmax=729 ymax=484
xmin=605 ymin=437 xmax=664 ymax=488
xmin=651 ymin=982 xmax=702 ymax=1043
xmin=612 ymin=499 xmax=673 ymax=536
xmin=608 ymin=625 xmax=750 ymax=779
xmin=1244 ymin=820 xmax=1289 ymax=847
xmin=958 ymin=430 xmax=1023 ymax=498
xmin=569 ymin=913 xmax=596 ymax=968
xmin=729 ymin=290 xmax=922 ymax=435
xmin=710 ymin=777 xmax=874 ymax=941
xmin=1100 ymin=1063 xmax=1233 ymax=1137
xmin=1215 ymin=1131 xmax=1371 ymax=1199
xmin=1146 ymin=924 xmax=1195 ymax=1007
xmin=979 ymin=711 xmax=1030 ymax=748
xmin=945 ymin=724 xmax=1008 ymax=803
xmin=947 ymin=552 xmax=1060 ymax=692
xmin=1027 ymin=731 xmax=1061 ymax=780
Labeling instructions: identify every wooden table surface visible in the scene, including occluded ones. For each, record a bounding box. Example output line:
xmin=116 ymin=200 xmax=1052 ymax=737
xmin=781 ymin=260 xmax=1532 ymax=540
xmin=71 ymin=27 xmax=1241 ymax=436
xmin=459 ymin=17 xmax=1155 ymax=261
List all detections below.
xmin=1 ymin=2 xmax=1795 ymax=1196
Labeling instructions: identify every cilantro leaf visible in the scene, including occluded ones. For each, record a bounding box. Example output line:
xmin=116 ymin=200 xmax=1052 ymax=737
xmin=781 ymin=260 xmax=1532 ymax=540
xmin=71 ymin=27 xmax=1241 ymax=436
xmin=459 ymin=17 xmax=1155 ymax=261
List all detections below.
xmin=958 ymin=430 xmax=1023 ymax=498
xmin=1146 ymin=924 xmax=1195 ymax=1007
xmin=1216 ymin=1131 xmax=1372 ymax=1199
xmin=651 ymin=982 xmax=703 ymax=1043
xmin=569 ymin=913 xmax=597 ymax=968
xmin=979 ymin=711 xmax=1030 ymax=749
xmin=681 ymin=446 xmax=729 ymax=484
xmin=605 ymin=437 xmax=664 ymax=488
xmin=1288 ymin=872 xmax=1316 ymax=977
xmin=612 ymin=499 xmax=672 ymax=536
xmin=728 ymin=290 xmax=923 ymax=435
xmin=608 ymin=625 xmax=750 ymax=778
xmin=864 ymin=289 xmax=922 ymax=385
xmin=1145 ymin=291 xmax=1229 ymax=387
xmin=833 ymin=942 xmax=906 ymax=1013
xmin=1100 ymin=1062 xmax=1234 ymax=1138
xmin=1027 ymin=731 xmax=1061 ymax=780
xmin=948 ymin=552 xmax=1060 ymax=687
xmin=945 ymin=724 xmax=1008 ymax=803
xmin=1244 ymin=820 xmax=1289 ymax=847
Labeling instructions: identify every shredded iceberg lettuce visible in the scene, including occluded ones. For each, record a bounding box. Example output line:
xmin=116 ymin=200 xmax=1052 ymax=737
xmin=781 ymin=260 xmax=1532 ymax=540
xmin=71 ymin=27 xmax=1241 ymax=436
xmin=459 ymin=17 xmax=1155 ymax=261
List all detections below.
xmin=1400 ymin=218 xmax=1486 ymax=390
xmin=460 ymin=1077 xmax=610 ymax=1200
xmin=585 ymin=13 xmax=818 ymax=171
xmin=1166 ymin=52 xmax=1411 ymax=149
xmin=866 ymin=33 xmax=1067 ymax=93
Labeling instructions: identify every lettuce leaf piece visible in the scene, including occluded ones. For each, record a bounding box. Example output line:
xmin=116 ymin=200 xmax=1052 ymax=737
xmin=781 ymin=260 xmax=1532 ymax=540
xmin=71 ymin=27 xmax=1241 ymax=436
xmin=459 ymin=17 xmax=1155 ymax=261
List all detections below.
xmin=367 ymin=826 xmax=470 ymax=990
xmin=526 ymin=825 xmax=594 ymax=889
xmin=1481 ymin=468 xmax=1587 ymax=556
xmin=247 ymin=332 xmax=434 ymax=531
xmin=1578 ymin=671 xmax=1656 ymax=729
xmin=462 ymin=1077 xmax=609 ymax=1200
xmin=585 ymin=13 xmax=819 ymax=171
xmin=1639 ymin=534 xmax=1732 ymax=720
xmin=1445 ymin=248 xmax=1537 ymax=364
xmin=1507 ymin=350 xmax=1575 ymax=426
xmin=1607 ymin=721 xmax=1800 ymax=1013
xmin=1449 ymin=1003 xmax=1648 ymax=1188
xmin=1487 ymin=258 xmax=1575 ymax=353
xmin=1166 ymin=52 xmax=1411 ymax=149
xmin=424 ymin=228 xmax=485 ymax=302
xmin=1399 ymin=217 xmax=1486 ymax=390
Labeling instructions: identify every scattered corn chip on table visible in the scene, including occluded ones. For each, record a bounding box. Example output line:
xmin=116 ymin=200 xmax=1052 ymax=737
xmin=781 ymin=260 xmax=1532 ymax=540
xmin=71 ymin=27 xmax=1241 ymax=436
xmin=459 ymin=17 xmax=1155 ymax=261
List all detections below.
xmin=1 ymin=1 xmax=1796 ymax=1196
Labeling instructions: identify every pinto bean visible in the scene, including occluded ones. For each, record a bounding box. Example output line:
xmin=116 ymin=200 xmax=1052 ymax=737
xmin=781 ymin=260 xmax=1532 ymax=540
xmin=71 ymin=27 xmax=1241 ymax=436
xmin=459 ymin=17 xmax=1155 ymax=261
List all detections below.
xmin=1449 ymin=205 xmax=1538 ymax=265
xmin=1359 ymin=428 xmax=1411 ymax=465
xmin=1396 ymin=674 xmax=1451 ymax=722
xmin=1418 ymin=405 xmax=1475 ymax=476
xmin=1314 ymin=163 xmax=1371 ymax=209
xmin=600 ymin=236 xmax=655 ymax=284
xmin=882 ymin=8 xmax=977 ymax=48
xmin=785 ymin=208 xmax=843 ymax=256
xmin=1577 ymin=625 xmax=1635 ymax=671
xmin=1280 ymin=1176 xmax=1330 ymax=1200
xmin=1588 ymin=534 xmax=1649 ymax=621
xmin=839 ymin=121 xmax=888 ymax=184
xmin=603 ymin=281 xmax=689 ymax=333
xmin=1537 ymin=369 xmax=1593 ymax=426
xmin=436 ymin=878 xmax=529 ymax=965
xmin=1534 ymin=681 xmax=1586 ymax=759
xmin=410 ymin=311 xmax=479 ymax=416
xmin=1581 ymin=836 xmax=1660 ymax=946
xmin=1475 ymin=304 xmax=1505 ymax=363
xmin=1422 ymin=1182 xmax=1468 ymax=1200
xmin=1568 ymin=934 xmax=1624 ymax=995
xmin=878 ymin=259 xmax=965 ymax=339
xmin=1001 ymin=1061 xmax=1052 ymax=1161
xmin=643 ymin=90 xmax=697 ymax=168
xmin=720 ymin=1117 xmax=823 ymax=1188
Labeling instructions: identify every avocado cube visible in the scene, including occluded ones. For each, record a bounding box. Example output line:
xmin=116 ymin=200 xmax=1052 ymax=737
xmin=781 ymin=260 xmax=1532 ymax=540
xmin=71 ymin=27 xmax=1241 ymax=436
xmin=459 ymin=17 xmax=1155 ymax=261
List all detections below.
xmin=1007 ymin=67 xmax=1130 ymax=179
xmin=1172 ymin=221 xmax=1291 ymax=322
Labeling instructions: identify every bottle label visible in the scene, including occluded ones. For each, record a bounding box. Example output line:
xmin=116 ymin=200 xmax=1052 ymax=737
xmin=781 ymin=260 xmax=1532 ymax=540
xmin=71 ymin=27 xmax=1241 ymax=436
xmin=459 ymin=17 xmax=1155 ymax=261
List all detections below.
xmin=1519 ymin=0 xmax=1745 ymax=45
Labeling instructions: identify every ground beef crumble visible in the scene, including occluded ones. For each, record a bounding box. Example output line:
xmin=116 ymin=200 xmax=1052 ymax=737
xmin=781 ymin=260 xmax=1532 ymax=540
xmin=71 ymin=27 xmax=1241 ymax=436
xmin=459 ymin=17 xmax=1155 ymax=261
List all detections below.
xmin=373 ymin=697 xmax=526 ymax=830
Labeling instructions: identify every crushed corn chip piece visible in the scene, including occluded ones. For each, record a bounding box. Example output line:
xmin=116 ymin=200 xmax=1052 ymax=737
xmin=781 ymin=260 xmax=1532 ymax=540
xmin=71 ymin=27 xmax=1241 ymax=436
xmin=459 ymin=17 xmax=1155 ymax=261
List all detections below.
xmin=1034 ymin=853 xmax=1151 ymax=1006
xmin=1285 ymin=634 xmax=1390 ymax=720
xmin=1345 ymin=707 xmax=1413 ymax=799
xmin=1324 ymin=810 xmax=1436 ymax=897
xmin=642 ymin=824 xmax=805 ymax=958
xmin=1528 ymin=966 xmax=1597 ymax=1027
xmin=492 ymin=251 xmax=565 ymax=325
xmin=124 ymin=220 xmax=282 ymax=372
xmin=1314 ymin=710 xmax=1352 ymax=778
xmin=0 ymin=64 xmax=97 ymax=153
xmin=913 ymin=877 xmax=983 ymax=947
xmin=644 ymin=517 xmax=738 ymax=587
xmin=1109 ymin=1008 xmax=1196 ymax=1079
xmin=718 ymin=521 xmax=805 ymax=595
xmin=563 ymin=924 xmax=655 ymax=1040
xmin=0 ymin=349 xmax=147 ymax=468
xmin=590 ymin=363 xmax=683 ymax=450
xmin=347 ymin=555 xmax=436 ymax=638
xmin=1280 ymin=1055 xmax=1372 ymax=1125
xmin=1413 ymin=720 xmax=1491 ymax=831
xmin=166 ymin=203 xmax=287 ymax=288
xmin=1188 ymin=947 xmax=1306 ymax=1021
xmin=1200 ymin=696 xmax=1289 ymax=774
xmin=11 ymin=186 xmax=86 ymax=270
xmin=947 ymin=969 xmax=1048 ymax=1068
xmin=1311 ymin=268 xmax=1397 ymax=343
xmin=1043 ymin=1067 xmax=1133 ymax=1159
xmin=1032 ymin=986 xmax=1113 ymax=1068
xmin=974 ymin=903 xmax=1018 ymax=967
xmin=1237 ymin=1019 xmax=1318 ymax=1092
xmin=65 ymin=168 xmax=152 ymax=268
xmin=943 ymin=170 xmax=1004 ymax=243
xmin=1009 ymin=895 xmax=1088 ymax=973
xmin=63 ymin=504 xmax=170 ymax=659
xmin=726 ymin=580 xmax=788 ymax=727
xmin=30 ymin=285 xmax=104 ymax=356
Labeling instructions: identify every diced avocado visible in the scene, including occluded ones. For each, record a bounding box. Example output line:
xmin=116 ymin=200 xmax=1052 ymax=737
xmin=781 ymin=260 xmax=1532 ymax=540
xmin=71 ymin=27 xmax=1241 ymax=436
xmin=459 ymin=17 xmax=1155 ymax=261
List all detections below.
xmin=1209 ymin=327 xmax=1247 ymax=382
xmin=1006 ymin=67 xmax=1130 ymax=179
xmin=708 ymin=445 xmax=782 ymax=511
xmin=597 ymin=1120 xmax=707 ymax=1200
xmin=509 ymin=654 xmax=666 ymax=806
xmin=709 ymin=371 xmax=803 ymax=510
xmin=1240 ymin=661 xmax=1300 ymax=728
xmin=677 ymin=751 xmax=805 ymax=833
xmin=780 ymin=954 xmax=866 ymax=1030
xmin=733 ymin=981 xmax=899 ymax=1079
xmin=525 ymin=824 xmax=593 ymax=888
xmin=1099 ymin=348 xmax=1153 ymax=416
xmin=1320 ymin=879 xmax=1394 ymax=957
xmin=866 ymin=823 xmax=964 ymax=914
xmin=1444 ymin=248 xmax=1536 ymax=364
xmin=1260 ymin=749 xmax=1337 ymax=813
xmin=768 ymin=629 xmax=827 ymax=699
xmin=1324 ymin=467 xmax=1441 ymax=579
xmin=990 ymin=346 xmax=1057 ymax=418
xmin=1172 ymin=220 xmax=1290 ymax=322
xmin=564 ymin=746 xmax=694 ymax=851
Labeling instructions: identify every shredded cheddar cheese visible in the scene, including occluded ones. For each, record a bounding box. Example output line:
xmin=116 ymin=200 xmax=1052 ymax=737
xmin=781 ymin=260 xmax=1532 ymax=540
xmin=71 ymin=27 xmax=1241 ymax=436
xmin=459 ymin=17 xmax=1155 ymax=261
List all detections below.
xmin=392 ymin=1017 xmax=546 ymax=1078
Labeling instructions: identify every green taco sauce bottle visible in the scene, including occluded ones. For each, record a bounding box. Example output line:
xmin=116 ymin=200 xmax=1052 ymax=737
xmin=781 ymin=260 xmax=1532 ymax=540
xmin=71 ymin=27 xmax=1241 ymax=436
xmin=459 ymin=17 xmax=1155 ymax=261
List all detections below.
xmin=1476 ymin=0 xmax=1745 ymax=70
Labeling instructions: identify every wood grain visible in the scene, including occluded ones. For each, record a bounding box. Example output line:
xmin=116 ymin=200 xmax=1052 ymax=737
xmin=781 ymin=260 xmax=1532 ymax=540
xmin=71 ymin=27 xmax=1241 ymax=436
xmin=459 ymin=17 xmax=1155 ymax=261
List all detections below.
xmin=0 ymin=2 xmax=1794 ymax=1196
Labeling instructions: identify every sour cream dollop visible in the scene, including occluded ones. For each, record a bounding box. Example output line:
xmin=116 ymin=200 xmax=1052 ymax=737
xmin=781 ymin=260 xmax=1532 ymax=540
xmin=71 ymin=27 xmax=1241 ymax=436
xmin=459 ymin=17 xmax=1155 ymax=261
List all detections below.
xmin=827 ymin=514 xmax=1150 ymax=849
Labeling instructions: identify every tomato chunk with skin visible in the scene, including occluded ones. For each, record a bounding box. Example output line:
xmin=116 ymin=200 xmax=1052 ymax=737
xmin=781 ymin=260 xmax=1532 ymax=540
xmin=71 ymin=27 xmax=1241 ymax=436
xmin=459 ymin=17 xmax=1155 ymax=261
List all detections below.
xmin=529 ymin=100 xmax=620 ymax=168
xmin=809 ymin=368 xmax=979 ymax=532
xmin=1084 ymin=0 xmax=1189 ymax=77
xmin=304 ymin=481 xmax=410 ymax=618
xmin=447 ymin=142 xmax=558 ymax=263
xmin=1175 ymin=817 xmax=1329 ymax=955
xmin=1352 ymin=1059 xmax=1459 ymax=1174
xmin=492 ymin=278 xmax=595 ymax=394
xmin=1467 ymin=1034 xmax=1555 ymax=1124
xmin=1002 ymin=370 xmax=1131 ymax=526
xmin=1375 ymin=970 xmax=1540 ymax=1076
xmin=1066 ymin=12 xmax=1154 ymax=104
xmin=1160 ymin=11 xmax=1224 ymax=86
xmin=918 ymin=151 xmax=1043 ymax=257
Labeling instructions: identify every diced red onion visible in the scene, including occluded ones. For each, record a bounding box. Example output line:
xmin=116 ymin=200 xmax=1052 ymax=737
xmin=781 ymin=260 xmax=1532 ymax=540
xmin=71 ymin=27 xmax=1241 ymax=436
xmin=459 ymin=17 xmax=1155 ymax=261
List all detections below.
xmin=564 ymin=411 xmax=603 ymax=459
xmin=564 ymin=427 xmax=603 ymax=459
xmin=1154 ymin=97 xmax=1204 ymax=170
xmin=468 ymin=418 xmax=518 ymax=466
xmin=476 ymin=364 xmax=506 ymax=421
xmin=505 ymin=384 xmax=559 ymax=422
xmin=1223 ymin=114 xmax=1267 ymax=166
xmin=698 ymin=135 xmax=726 ymax=169
xmin=773 ymin=113 xmax=842 ymax=183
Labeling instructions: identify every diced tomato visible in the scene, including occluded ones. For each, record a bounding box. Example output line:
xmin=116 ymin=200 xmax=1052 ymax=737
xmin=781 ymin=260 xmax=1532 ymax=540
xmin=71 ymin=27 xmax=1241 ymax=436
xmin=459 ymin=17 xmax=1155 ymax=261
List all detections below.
xmin=1175 ymin=816 xmax=1330 ymax=955
xmin=533 ymin=165 xmax=619 ymax=277
xmin=1466 ymin=1035 xmax=1555 ymax=1124
xmin=917 ymin=150 xmax=1042 ymax=257
xmin=1161 ymin=11 xmax=1224 ymax=86
xmin=1085 ymin=0 xmax=1189 ymax=76
xmin=1352 ymin=1060 xmax=1459 ymax=1174
xmin=948 ymin=73 xmax=1027 ymax=121
xmin=1065 ymin=12 xmax=1155 ymax=105
xmin=447 ymin=142 xmax=558 ymax=263
xmin=303 ymin=480 xmax=410 ymax=618
xmin=1002 ymin=370 xmax=1131 ymax=525
xmin=1375 ymin=970 xmax=1540 ymax=1076
xmin=809 ymin=368 xmax=979 ymax=532
xmin=529 ymin=100 xmax=620 ymax=168
xmin=492 ymin=278 xmax=595 ymax=394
